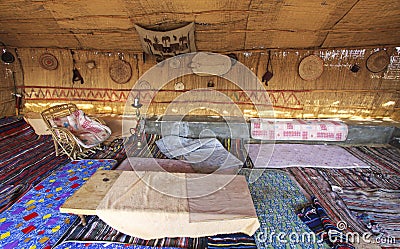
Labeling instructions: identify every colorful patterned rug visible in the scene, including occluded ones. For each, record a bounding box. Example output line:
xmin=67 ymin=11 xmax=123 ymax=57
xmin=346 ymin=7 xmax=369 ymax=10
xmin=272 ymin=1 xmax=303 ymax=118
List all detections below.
xmin=342 ymin=146 xmax=400 ymax=176
xmin=248 ymin=144 xmax=369 ymax=168
xmin=297 ymin=197 xmax=355 ymax=249
xmin=55 ymin=242 xmax=179 ymax=249
xmin=0 ymin=118 xmax=70 ymax=212
xmin=0 ymin=159 xmax=117 ymax=249
xmin=338 ymin=188 xmax=400 ymax=247
xmin=50 ymin=134 xmax=256 ymax=249
xmin=53 ymin=215 xmax=207 ymax=249
xmin=240 ymin=169 xmax=326 ymax=249
xmin=53 ymin=214 xmax=256 ymax=249
xmin=85 ymin=137 xmax=127 ymax=165
xmin=0 ymin=116 xmax=20 ymax=126
xmin=287 ymin=145 xmax=400 ymax=248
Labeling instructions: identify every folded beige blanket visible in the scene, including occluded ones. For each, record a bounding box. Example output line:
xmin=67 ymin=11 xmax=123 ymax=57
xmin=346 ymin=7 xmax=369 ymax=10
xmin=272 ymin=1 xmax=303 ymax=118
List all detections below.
xmin=96 ymin=171 xmax=259 ymax=239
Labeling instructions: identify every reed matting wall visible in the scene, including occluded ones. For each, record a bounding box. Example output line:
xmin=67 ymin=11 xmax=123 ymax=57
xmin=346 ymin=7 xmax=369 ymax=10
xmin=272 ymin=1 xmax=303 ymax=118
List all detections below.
xmin=0 ymin=49 xmax=22 ymax=117
xmin=1 ymin=47 xmax=399 ymax=121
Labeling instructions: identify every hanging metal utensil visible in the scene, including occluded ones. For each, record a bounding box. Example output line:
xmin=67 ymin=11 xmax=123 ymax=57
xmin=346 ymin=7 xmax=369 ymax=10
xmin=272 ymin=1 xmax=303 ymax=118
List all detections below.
xmin=71 ymin=50 xmax=84 ymax=84
xmin=1 ymin=50 xmax=15 ymax=64
xmin=262 ymin=50 xmax=273 ymax=86
xmin=10 ymin=71 xmax=22 ymax=115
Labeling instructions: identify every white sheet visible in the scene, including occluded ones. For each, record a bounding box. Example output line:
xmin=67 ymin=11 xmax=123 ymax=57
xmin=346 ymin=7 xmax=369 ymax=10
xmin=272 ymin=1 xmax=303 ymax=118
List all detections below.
xmin=156 ymin=135 xmax=243 ymax=173
xmin=96 ymin=171 xmax=260 ymax=239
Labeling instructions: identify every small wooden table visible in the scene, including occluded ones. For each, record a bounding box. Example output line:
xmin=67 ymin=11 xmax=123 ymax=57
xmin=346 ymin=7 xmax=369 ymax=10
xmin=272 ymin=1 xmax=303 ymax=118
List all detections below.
xmin=60 ymin=170 xmax=260 ymax=239
xmin=60 ymin=170 xmax=122 ymax=225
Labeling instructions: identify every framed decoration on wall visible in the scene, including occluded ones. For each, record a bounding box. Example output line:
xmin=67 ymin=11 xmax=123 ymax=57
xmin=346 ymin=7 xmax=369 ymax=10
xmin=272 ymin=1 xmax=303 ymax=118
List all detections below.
xmin=135 ymin=22 xmax=196 ymax=60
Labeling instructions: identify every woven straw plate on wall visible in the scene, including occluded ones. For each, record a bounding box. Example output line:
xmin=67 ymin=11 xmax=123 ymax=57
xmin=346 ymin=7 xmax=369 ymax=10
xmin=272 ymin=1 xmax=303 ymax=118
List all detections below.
xmin=39 ymin=53 xmax=58 ymax=70
xmin=109 ymin=60 xmax=132 ymax=84
xmin=298 ymin=55 xmax=324 ymax=81
xmin=366 ymin=50 xmax=390 ymax=73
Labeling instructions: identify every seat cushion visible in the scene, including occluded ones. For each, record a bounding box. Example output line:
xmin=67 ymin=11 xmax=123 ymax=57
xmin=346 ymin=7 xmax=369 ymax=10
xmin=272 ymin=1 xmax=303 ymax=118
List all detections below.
xmin=51 ymin=110 xmax=111 ymax=148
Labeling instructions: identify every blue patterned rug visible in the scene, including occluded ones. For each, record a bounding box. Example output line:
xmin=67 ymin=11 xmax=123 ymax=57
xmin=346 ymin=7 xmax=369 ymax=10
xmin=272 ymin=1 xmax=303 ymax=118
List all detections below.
xmin=0 ymin=159 xmax=117 ymax=249
xmin=240 ymin=169 xmax=328 ymax=249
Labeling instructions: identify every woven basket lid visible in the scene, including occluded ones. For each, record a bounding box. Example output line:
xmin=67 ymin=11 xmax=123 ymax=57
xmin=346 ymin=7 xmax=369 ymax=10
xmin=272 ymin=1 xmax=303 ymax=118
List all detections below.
xmin=366 ymin=50 xmax=390 ymax=73
xmin=39 ymin=53 xmax=58 ymax=70
xmin=109 ymin=60 xmax=132 ymax=84
xmin=298 ymin=55 xmax=324 ymax=81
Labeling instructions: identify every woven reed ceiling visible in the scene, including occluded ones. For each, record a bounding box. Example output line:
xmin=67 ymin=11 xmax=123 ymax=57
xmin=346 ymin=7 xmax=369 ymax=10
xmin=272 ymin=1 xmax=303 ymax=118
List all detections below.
xmin=0 ymin=0 xmax=399 ymax=52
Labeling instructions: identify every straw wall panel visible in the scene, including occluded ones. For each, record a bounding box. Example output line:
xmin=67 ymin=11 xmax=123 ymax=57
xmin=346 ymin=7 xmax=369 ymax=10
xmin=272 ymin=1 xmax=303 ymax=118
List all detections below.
xmin=130 ymin=12 xmax=248 ymax=30
xmin=0 ymin=1 xmax=54 ymax=19
xmin=0 ymin=20 xmax=63 ymax=34
xmin=17 ymin=48 xmax=144 ymax=114
xmin=43 ymin=0 xmax=130 ymax=18
xmin=12 ymin=47 xmax=400 ymax=122
xmin=193 ymin=12 xmax=248 ymax=31
xmin=56 ymin=17 xmax=132 ymax=30
xmin=0 ymin=34 xmax=80 ymax=49
xmin=322 ymin=31 xmax=400 ymax=48
xmin=197 ymin=33 xmax=245 ymax=52
xmin=331 ymin=0 xmax=400 ymax=30
xmin=244 ymin=31 xmax=325 ymax=50
xmin=0 ymin=49 xmax=23 ymax=117
xmin=74 ymin=33 xmax=141 ymax=51
xmin=0 ymin=0 xmax=399 ymax=52
xmin=125 ymin=0 xmax=251 ymax=13
xmin=248 ymin=0 xmax=356 ymax=31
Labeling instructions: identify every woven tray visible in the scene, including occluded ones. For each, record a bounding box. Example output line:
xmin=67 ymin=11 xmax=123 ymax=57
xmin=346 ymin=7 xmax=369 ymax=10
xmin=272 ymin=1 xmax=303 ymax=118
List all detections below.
xmin=109 ymin=60 xmax=132 ymax=84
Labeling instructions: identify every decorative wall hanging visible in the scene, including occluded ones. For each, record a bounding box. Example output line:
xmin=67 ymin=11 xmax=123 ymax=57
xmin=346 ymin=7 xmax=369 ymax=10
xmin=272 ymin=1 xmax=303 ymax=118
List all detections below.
xmin=366 ymin=50 xmax=390 ymax=73
xmin=39 ymin=53 xmax=58 ymax=70
xmin=262 ymin=50 xmax=273 ymax=86
xmin=72 ymin=68 xmax=84 ymax=84
xmin=85 ymin=60 xmax=96 ymax=69
xmin=174 ymin=81 xmax=185 ymax=90
xmin=1 ymin=51 xmax=15 ymax=64
xmin=350 ymin=64 xmax=360 ymax=73
xmin=298 ymin=55 xmax=324 ymax=81
xmin=109 ymin=60 xmax=132 ymax=84
xmin=71 ymin=50 xmax=84 ymax=84
xmin=135 ymin=22 xmax=196 ymax=60
xmin=190 ymin=52 xmax=231 ymax=76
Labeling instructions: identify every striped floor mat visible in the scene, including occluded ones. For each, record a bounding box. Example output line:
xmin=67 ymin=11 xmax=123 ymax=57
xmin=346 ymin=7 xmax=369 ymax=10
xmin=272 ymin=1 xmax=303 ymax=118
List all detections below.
xmin=0 ymin=118 xmax=70 ymax=213
xmin=288 ymin=145 xmax=400 ymax=247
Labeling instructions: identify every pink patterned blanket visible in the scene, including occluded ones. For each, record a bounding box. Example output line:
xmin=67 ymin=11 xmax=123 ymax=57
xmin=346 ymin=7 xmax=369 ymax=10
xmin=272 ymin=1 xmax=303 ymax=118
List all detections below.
xmin=51 ymin=110 xmax=111 ymax=148
xmin=250 ymin=118 xmax=348 ymax=141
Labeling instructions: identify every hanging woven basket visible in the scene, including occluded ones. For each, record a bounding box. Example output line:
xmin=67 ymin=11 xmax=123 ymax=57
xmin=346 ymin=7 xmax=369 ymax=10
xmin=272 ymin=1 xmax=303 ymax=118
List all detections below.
xmin=298 ymin=55 xmax=324 ymax=81
xmin=109 ymin=60 xmax=132 ymax=84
